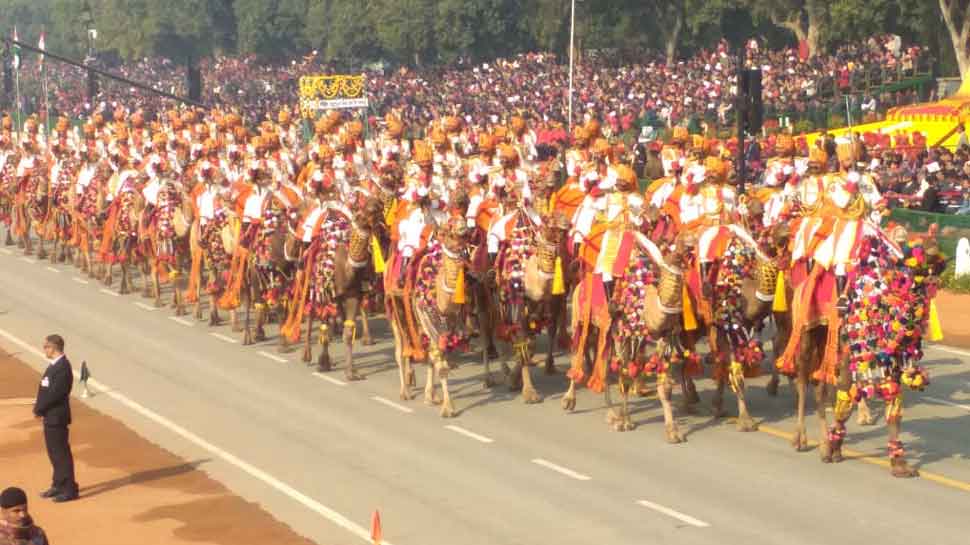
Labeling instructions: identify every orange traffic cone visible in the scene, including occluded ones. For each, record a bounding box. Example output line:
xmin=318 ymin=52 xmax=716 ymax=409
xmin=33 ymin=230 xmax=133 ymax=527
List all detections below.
xmin=371 ymin=510 xmax=382 ymax=544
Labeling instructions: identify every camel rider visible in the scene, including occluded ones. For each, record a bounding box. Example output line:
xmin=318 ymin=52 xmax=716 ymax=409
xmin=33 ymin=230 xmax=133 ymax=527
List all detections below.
xmin=394 ymin=141 xmax=446 ymax=284
xmin=484 ymin=143 xmax=535 ymax=257
xmin=570 ymin=137 xmax=613 ymax=250
xmin=759 ymin=133 xmax=809 ymax=227
xmin=509 ymin=115 xmax=538 ymax=165
xmin=575 ymin=164 xmax=643 ymax=299
xmin=223 ymin=126 xmax=249 ymax=186
xmin=466 ymin=133 xmax=499 ymax=231
xmin=551 ymin=125 xmax=592 ymax=221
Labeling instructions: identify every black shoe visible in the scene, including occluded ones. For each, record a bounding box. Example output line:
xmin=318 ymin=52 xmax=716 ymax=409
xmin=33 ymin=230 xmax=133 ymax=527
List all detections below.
xmin=52 ymin=491 xmax=78 ymax=503
xmin=39 ymin=487 xmax=60 ymax=499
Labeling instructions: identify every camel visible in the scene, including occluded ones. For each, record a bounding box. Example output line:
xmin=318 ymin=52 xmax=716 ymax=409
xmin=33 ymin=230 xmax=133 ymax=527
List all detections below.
xmin=13 ymin=151 xmax=50 ymax=258
xmin=72 ymin=158 xmax=110 ymax=280
xmin=100 ymin=184 xmax=145 ymax=295
xmin=778 ymin=226 xmax=945 ymax=477
xmin=385 ymin=217 xmax=473 ymax=417
xmin=280 ymin=197 xmax=385 ymax=381
xmin=678 ymin=229 xmax=778 ymax=432
xmin=143 ymin=177 xmax=194 ymax=315
xmin=485 ymin=211 xmax=570 ymax=404
xmin=561 ymin=228 xmax=695 ymax=442
xmin=0 ymin=144 xmax=21 ymax=247
xmin=185 ymin=199 xmax=236 ymax=326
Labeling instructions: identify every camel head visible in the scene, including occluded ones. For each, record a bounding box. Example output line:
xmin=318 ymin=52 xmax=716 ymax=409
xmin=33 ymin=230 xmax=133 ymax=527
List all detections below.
xmin=668 ymin=230 xmax=697 ymax=268
xmin=439 ymin=217 xmax=472 ymax=261
xmin=540 ymin=212 xmax=570 ymax=246
xmin=764 ymin=222 xmax=791 ymax=260
xmin=353 ymin=197 xmax=385 ymax=232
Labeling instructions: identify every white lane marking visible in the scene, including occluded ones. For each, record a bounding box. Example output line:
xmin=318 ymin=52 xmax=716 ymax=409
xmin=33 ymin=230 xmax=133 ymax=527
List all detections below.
xmin=636 ymin=499 xmax=711 ymax=528
xmin=930 ymin=345 xmax=970 ymax=358
xmin=72 ymin=277 xmax=90 ymax=285
xmin=531 ymin=458 xmax=592 ymax=481
xmin=0 ymin=248 xmax=12 ymax=255
xmin=45 ymin=266 xmax=61 ymax=273
xmin=210 ymin=332 xmax=239 ymax=344
xmin=20 ymin=257 xmax=36 ymax=264
xmin=445 ymin=425 xmax=494 ymax=444
xmin=371 ymin=395 xmax=413 ymax=413
xmin=99 ymin=288 xmax=120 ymax=297
xmin=0 ymin=326 xmax=398 ymax=545
xmin=925 ymin=396 xmax=970 ymax=412
xmin=258 ymin=351 xmax=288 ymax=363
xmin=314 ymin=373 xmax=348 ymax=386
xmin=169 ymin=316 xmax=194 ymax=327
xmin=134 ymin=302 xmax=157 ymax=311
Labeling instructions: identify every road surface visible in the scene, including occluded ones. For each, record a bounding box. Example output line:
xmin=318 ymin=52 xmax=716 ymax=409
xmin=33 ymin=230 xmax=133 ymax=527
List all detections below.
xmin=1 ymin=247 xmax=968 ymax=545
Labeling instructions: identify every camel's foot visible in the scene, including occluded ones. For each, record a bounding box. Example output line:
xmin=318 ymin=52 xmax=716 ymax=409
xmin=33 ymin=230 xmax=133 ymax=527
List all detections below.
xmin=831 ymin=446 xmax=845 ymax=464
xmin=360 ymin=335 xmax=375 ymax=346
xmin=636 ymin=384 xmax=654 ymax=398
xmin=141 ymin=286 xmax=152 ymax=298
xmin=857 ymin=409 xmax=876 ymax=427
xmin=194 ymin=307 xmax=203 ymax=321
xmin=711 ymin=398 xmax=726 ymax=419
xmin=301 ymin=346 xmax=312 ymax=364
xmin=486 ymin=345 xmax=499 ymax=360
xmin=253 ymin=328 xmax=267 ymax=343
xmin=119 ymin=284 xmax=130 ymax=295
xmin=154 ymin=298 xmax=164 ymax=308
xmin=507 ymin=367 xmax=523 ymax=391
xmin=483 ymin=372 xmax=503 ymax=389
xmin=605 ymin=409 xmax=621 ymax=426
xmin=791 ymin=428 xmax=809 ymax=451
xmin=735 ymin=413 xmax=758 ymax=432
xmin=766 ymin=375 xmax=780 ymax=397
xmin=612 ymin=415 xmax=635 ymax=432
xmin=16 ymin=239 xmax=25 ymax=249
xmin=681 ymin=399 xmax=699 ymax=415
xmin=685 ymin=385 xmax=701 ymax=405
xmin=344 ymin=368 xmax=364 ymax=381
xmin=208 ymin=313 xmax=222 ymax=327
xmin=891 ymin=458 xmax=919 ymax=478
xmin=242 ymin=329 xmax=253 ymax=346
xmin=56 ymin=250 xmax=66 ymax=263
xmin=521 ymin=387 xmax=543 ymax=404
xmin=424 ymin=389 xmax=441 ymax=406
xmin=439 ymin=401 xmax=456 ymax=418
xmin=399 ymin=387 xmax=413 ymax=402
xmin=36 ymin=249 xmax=47 ymax=260
xmin=232 ymin=320 xmax=244 ymax=333
xmin=665 ymin=424 xmax=685 ymax=444
xmin=407 ymin=369 xmax=416 ymax=387
xmin=543 ymin=360 xmax=558 ymax=375
xmin=820 ymin=441 xmax=833 ymax=464
xmin=315 ymin=352 xmax=330 ymax=371
xmin=4 ymin=233 xmax=13 ymax=246
xmin=561 ymin=394 xmax=576 ymax=412
xmin=174 ymin=304 xmax=186 ymax=317
xmin=447 ymin=359 xmax=459 ymax=371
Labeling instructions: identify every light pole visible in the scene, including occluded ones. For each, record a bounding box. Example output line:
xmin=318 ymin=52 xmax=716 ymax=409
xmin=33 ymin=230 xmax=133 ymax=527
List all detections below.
xmin=568 ymin=0 xmax=576 ymax=131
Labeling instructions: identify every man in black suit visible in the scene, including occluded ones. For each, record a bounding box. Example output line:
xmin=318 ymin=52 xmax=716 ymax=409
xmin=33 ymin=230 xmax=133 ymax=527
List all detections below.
xmin=33 ymin=334 xmax=79 ymax=503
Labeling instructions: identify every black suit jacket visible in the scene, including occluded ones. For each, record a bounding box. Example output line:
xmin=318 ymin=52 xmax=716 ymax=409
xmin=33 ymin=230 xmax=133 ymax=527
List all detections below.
xmin=34 ymin=356 xmax=73 ymax=427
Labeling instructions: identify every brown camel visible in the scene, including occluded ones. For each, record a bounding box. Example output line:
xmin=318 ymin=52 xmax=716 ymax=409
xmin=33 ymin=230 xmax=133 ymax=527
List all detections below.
xmin=562 ymin=229 xmax=695 ymax=442
xmin=143 ymin=178 xmax=194 ymax=315
xmin=280 ymin=197 xmax=385 ymax=381
xmin=100 ymin=183 xmax=145 ymax=295
xmin=385 ymin=217 xmax=473 ymax=417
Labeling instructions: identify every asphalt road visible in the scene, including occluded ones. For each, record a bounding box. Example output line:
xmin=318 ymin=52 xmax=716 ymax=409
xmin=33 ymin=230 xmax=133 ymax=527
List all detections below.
xmin=1 ymin=244 xmax=968 ymax=545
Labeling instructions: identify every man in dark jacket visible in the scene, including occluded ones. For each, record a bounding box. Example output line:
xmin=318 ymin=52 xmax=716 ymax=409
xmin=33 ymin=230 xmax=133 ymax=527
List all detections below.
xmin=0 ymin=487 xmax=49 ymax=545
xmin=33 ymin=334 xmax=78 ymax=503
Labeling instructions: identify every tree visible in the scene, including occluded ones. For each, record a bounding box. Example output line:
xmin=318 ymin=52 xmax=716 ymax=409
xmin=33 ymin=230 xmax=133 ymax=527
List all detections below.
xmin=940 ymin=0 xmax=970 ymax=78
xmin=745 ymin=0 xmax=825 ymax=57
xmin=234 ymin=0 xmax=308 ymax=58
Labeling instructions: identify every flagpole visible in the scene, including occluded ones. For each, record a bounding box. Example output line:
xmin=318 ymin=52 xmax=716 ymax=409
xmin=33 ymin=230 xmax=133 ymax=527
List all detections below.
xmin=14 ymin=57 xmax=21 ymax=146
xmin=41 ymin=28 xmax=50 ymax=139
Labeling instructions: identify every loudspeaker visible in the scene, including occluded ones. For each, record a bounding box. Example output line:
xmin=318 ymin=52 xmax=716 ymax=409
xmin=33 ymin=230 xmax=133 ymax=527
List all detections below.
xmin=187 ymin=65 xmax=202 ymax=102
xmin=745 ymin=68 xmax=763 ymax=134
xmin=86 ymin=69 xmax=98 ymax=102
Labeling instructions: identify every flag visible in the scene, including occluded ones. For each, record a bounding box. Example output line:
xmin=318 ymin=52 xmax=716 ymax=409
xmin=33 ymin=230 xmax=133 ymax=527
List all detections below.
xmin=38 ymin=32 xmax=46 ymax=69
xmin=370 ymin=510 xmax=382 ymax=544
xmin=11 ymin=27 xmax=20 ymax=70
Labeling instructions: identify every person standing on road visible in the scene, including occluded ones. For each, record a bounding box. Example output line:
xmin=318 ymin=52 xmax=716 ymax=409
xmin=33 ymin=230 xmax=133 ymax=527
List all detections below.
xmin=33 ymin=335 xmax=79 ymax=503
xmin=0 ymin=487 xmax=49 ymax=545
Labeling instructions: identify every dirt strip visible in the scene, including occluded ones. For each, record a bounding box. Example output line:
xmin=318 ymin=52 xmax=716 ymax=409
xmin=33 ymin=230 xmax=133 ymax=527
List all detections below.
xmin=0 ymin=353 xmax=318 ymax=545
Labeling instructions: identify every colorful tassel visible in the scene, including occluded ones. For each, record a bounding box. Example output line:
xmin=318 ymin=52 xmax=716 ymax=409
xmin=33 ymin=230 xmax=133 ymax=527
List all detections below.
xmin=452 ymin=267 xmax=466 ymax=304
xmin=772 ymin=270 xmax=788 ymax=313
xmin=928 ymin=299 xmax=943 ymax=342
xmin=682 ymin=282 xmax=698 ymax=331
xmin=552 ymin=256 xmax=565 ymax=295
xmin=371 ymin=235 xmax=386 ymax=274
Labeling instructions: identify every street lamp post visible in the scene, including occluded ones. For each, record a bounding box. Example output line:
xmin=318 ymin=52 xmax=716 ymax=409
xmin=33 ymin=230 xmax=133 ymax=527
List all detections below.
xmin=568 ymin=0 xmax=576 ymax=131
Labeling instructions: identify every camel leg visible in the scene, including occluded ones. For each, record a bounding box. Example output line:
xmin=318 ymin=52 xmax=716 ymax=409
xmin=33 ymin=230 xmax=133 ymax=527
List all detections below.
xmin=856 ymin=396 xmax=876 ymax=426
xmin=437 ymin=359 xmax=455 ymax=418
xmin=658 ymin=374 xmax=684 ymax=443
xmin=343 ymin=298 xmax=364 ymax=381
xmin=477 ymin=286 xmax=499 ymax=360
xmin=242 ymin=298 xmax=254 ymax=346
xmin=816 ymin=381 xmax=832 ymax=463
xmin=887 ymin=403 xmax=918 ymax=478
xmin=302 ymin=314 xmax=314 ymax=363
xmin=392 ymin=320 xmax=413 ymax=401
xmin=36 ymin=236 xmax=47 ymax=260
xmin=359 ymin=307 xmax=375 ymax=346
xmin=424 ymin=365 xmax=440 ymax=405
xmin=521 ymin=362 xmax=543 ymax=404
xmin=792 ymin=365 xmax=809 ymax=451
xmin=712 ymin=377 xmax=726 ymax=419
xmin=733 ymin=375 xmax=757 ymax=432
xmin=316 ymin=324 xmax=332 ymax=372
xmin=173 ymin=273 xmax=186 ymax=316
xmin=49 ymin=238 xmax=59 ymax=262
xmin=209 ymin=294 xmax=222 ymax=326
xmin=119 ymin=262 xmax=130 ymax=294
xmin=141 ymin=263 xmax=153 ymax=298
xmin=561 ymin=379 xmax=577 ymax=411
xmin=254 ymin=304 xmax=267 ymax=342
xmin=544 ymin=298 xmax=562 ymax=375
xmin=4 ymin=226 xmax=13 ymax=246
xmin=153 ymin=266 xmax=163 ymax=308
xmin=604 ymin=378 xmax=623 ymax=430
